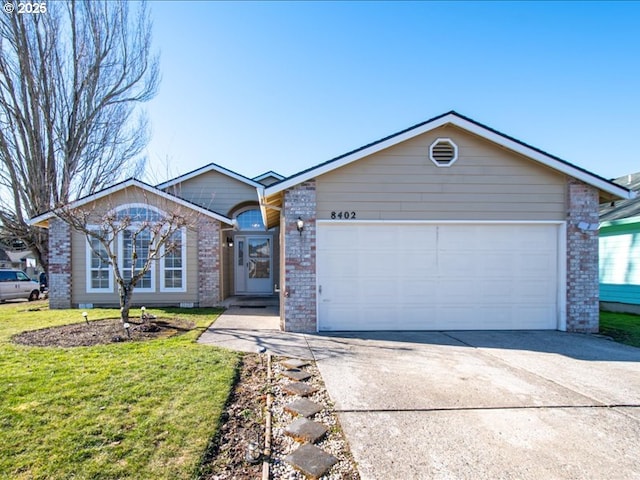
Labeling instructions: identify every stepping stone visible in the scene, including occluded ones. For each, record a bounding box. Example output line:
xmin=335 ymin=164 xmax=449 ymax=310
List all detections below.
xmin=285 ymin=417 xmax=328 ymax=443
xmin=285 ymin=398 xmax=324 ymax=417
xmin=282 ymin=368 xmax=311 ymax=381
xmin=284 ymin=443 xmax=338 ymax=480
xmin=282 ymin=358 xmax=309 ymax=369
xmin=283 ymin=381 xmax=317 ymax=397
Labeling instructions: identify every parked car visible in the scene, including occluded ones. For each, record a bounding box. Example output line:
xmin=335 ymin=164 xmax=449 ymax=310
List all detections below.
xmin=0 ymin=269 xmax=40 ymax=302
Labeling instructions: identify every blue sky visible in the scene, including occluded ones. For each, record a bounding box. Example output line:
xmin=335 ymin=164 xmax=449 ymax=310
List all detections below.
xmin=144 ymin=1 xmax=640 ymax=184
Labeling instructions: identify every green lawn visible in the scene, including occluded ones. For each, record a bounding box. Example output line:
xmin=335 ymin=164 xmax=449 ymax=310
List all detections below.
xmin=600 ymin=311 xmax=640 ymax=348
xmin=0 ymin=301 xmax=239 ymax=480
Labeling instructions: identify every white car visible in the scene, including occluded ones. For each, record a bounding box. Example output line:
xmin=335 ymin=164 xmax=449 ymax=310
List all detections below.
xmin=0 ymin=269 xmax=41 ymax=302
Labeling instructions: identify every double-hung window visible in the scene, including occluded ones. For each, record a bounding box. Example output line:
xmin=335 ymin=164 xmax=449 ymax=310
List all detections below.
xmin=161 ymin=229 xmax=186 ymax=292
xmin=121 ymin=229 xmax=154 ymax=291
xmin=86 ymin=232 xmax=113 ymax=292
xmin=84 ymin=205 xmax=187 ymax=294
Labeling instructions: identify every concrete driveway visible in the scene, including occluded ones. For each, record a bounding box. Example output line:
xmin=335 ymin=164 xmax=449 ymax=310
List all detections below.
xmin=305 ymin=331 xmax=640 ymax=480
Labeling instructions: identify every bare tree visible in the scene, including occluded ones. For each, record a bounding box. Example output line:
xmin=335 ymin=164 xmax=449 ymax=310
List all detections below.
xmin=55 ymin=197 xmax=192 ymax=323
xmin=0 ymin=0 xmax=159 ymax=270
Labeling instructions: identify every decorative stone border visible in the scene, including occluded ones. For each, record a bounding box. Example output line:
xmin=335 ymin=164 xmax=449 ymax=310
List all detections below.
xmin=266 ymin=356 xmax=360 ymax=479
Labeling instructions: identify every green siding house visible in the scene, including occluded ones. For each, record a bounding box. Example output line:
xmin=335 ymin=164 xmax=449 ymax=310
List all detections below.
xmin=600 ymin=173 xmax=640 ymax=313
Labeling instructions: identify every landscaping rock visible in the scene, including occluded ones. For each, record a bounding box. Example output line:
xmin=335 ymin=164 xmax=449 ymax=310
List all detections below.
xmin=282 ymin=358 xmax=309 ymax=369
xmin=283 ymin=381 xmax=317 ymax=397
xmin=284 ymin=443 xmax=338 ymax=480
xmin=282 ymin=368 xmax=312 ymax=381
xmin=285 ymin=417 xmax=328 ymax=443
xmin=285 ymin=398 xmax=324 ymax=418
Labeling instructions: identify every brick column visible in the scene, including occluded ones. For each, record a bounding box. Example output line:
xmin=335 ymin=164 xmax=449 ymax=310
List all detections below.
xmin=282 ymin=180 xmax=317 ymax=332
xmin=566 ymin=178 xmax=600 ymax=332
xmin=48 ymin=218 xmax=72 ymax=309
xmin=198 ymin=219 xmax=221 ymax=307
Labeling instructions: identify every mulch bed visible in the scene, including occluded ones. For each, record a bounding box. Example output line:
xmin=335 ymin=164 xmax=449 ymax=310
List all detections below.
xmin=199 ymin=354 xmax=267 ymax=479
xmin=12 ymin=317 xmax=196 ymax=347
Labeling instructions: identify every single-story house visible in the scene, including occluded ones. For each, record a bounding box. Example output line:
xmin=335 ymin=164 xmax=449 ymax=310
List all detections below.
xmin=0 ymin=247 xmax=39 ymax=276
xmin=32 ymin=111 xmax=634 ymax=333
xmin=599 ymin=172 xmax=640 ymax=314
xmin=0 ymin=248 xmax=11 ymax=268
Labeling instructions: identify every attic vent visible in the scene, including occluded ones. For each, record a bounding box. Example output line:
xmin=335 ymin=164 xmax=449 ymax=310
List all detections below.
xmin=429 ymin=138 xmax=458 ymax=167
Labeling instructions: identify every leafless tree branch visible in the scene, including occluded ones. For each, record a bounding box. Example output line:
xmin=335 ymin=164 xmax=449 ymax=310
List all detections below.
xmin=0 ymin=0 xmax=159 ymax=269
xmin=54 ymin=195 xmax=193 ymax=323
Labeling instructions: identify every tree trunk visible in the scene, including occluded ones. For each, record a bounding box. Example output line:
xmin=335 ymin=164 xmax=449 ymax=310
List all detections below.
xmin=119 ymin=284 xmax=134 ymax=323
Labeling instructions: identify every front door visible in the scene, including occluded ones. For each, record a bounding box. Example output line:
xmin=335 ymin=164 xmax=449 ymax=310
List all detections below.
xmin=234 ymin=236 xmax=273 ymax=294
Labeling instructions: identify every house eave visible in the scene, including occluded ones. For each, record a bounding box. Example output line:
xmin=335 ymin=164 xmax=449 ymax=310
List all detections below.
xmin=264 ymin=111 xmax=635 ymax=202
xmin=600 ymin=216 xmax=640 ymax=230
xmin=156 ymin=163 xmax=262 ymax=190
xmin=29 ymin=178 xmax=234 ymax=228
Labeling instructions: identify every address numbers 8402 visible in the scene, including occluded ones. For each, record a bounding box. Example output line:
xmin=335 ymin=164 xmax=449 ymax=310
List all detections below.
xmin=330 ymin=211 xmax=356 ymax=220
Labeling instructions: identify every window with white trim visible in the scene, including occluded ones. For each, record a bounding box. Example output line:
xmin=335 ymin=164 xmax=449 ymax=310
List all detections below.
xmin=120 ymin=229 xmax=154 ymax=291
xmin=86 ymin=232 xmax=113 ymax=292
xmin=160 ymin=229 xmax=186 ymax=292
xmin=84 ymin=205 xmax=189 ymax=295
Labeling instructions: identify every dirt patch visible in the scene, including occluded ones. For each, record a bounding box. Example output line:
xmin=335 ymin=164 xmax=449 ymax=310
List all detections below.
xmin=199 ymin=354 xmax=267 ymax=479
xmin=198 ymin=354 xmax=360 ymax=479
xmin=12 ymin=317 xmax=196 ymax=347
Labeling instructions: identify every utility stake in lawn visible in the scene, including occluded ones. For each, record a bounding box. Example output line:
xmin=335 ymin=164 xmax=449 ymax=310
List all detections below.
xmin=262 ymin=352 xmax=273 ymax=480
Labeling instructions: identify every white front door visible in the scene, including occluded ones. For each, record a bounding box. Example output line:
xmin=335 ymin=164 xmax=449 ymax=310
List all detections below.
xmin=235 ymin=235 xmax=273 ymax=294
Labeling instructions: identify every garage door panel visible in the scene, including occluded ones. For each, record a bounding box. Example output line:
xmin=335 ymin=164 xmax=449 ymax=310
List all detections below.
xmin=518 ymin=255 xmax=556 ymax=274
xmin=402 ymin=279 xmax=439 ymax=297
xmin=403 ymin=253 xmax=438 ymax=271
xmin=363 ymin=257 xmax=398 ymax=276
xmin=317 ymin=222 xmax=561 ymax=331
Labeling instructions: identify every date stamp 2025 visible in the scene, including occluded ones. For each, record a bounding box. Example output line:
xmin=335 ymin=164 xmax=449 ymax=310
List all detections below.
xmin=3 ymin=2 xmax=47 ymax=14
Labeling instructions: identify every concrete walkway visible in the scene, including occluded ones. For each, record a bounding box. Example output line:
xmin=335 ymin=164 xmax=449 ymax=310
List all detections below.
xmin=199 ymin=308 xmax=640 ymax=479
xmin=197 ymin=305 xmax=315 ymax=360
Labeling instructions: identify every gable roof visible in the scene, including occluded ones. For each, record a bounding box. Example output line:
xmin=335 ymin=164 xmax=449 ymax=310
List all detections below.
xmin=156 ymin=162 xmax=262 ymax=190
xmin=600 ymin=172 xmax=640 ymax=224
xmin=253 ymin=171 xmax=285 ymax=183
xmin=263 ymin=111 xmax=634 ymax=201
xmin=29 ymin=178 xmax=233 ymax=227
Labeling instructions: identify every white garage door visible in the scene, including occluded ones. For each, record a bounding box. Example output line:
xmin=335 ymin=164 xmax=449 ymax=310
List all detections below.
xmin=317 ymin=222 xmax=562 ymax=331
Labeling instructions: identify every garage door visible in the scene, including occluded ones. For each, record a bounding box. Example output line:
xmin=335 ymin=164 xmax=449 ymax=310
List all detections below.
xmin=317 ymin=222 xmax=561 ymax=331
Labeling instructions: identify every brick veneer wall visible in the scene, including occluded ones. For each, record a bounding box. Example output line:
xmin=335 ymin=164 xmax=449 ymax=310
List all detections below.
xmin=48 ymin=218 xmax=72 ymax=309
xmin=197 ymin=219 xmax=221 ymax=307
xmin=566 ymin=178 xmax=600 ymax=332
xmin=281 ymin=180 xmax=317 ymax=332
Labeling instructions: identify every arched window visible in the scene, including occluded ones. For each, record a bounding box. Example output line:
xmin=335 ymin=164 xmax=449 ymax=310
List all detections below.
xmin=235 ymin=208 xmax=265 ymax=231
xmin=114 ymin=204 xmax=163 ymax=222
xmin=86 ymin=204 xmax=186 ymax=293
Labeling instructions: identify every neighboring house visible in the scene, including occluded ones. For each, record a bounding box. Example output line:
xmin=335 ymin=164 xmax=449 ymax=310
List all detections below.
xmin=599 ymin=172 xmax=640 ymax=314
xmin=31 ymin=111 xmax=633 ymax=333
xmin=0 ymin=247 xmax=38 ymax=276
xmin=0 ymin=248 xmax=10 ymax=268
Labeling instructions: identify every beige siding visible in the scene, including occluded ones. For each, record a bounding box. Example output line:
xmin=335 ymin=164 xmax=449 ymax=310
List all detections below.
xmin=163 ymin=171 xmax=259 ymax=216
xmin=257 ymin=175 xmax=282 ymax=187
xmin=316 ymin=125 xmax=567 ymax=221
xmin=76 ymin=187 xmax=218 ymax=222
xmin=72 ymin=225 xmax=200 ymax=308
